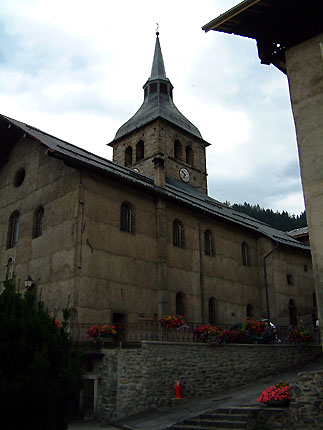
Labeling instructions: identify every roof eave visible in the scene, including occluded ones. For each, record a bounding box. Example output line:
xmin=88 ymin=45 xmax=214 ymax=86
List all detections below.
xmin=202 ymin=0 xmax=261 ymax=33
xmin=108 ymin=116 xmax=211 ymax=147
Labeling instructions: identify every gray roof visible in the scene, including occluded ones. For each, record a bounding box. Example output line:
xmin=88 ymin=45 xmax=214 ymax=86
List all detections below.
xmin=288 ymin=227 xmax=308 ymax=237
xmin=111 ymin=34 xmax=204 ymax=143
xmin=0 ymin=113 xmax=310 ymax=253
xmin=150 ymin=34 xmax=167 ymax=80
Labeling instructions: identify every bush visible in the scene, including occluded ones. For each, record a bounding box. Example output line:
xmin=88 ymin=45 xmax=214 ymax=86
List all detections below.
xmin=0 ymin=278 xmax=82 ymax=430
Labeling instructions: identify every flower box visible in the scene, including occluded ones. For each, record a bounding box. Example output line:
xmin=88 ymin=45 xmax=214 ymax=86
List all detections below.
xmin=258 ymin=381 xmax=290 ymax=406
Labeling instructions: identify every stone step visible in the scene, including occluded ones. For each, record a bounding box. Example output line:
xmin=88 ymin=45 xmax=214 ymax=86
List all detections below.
xmin=171 ymin=425 xmax=247 ymax=430
xmin=168 ymin=407 xmax=254 ymax=430
xmin=200 ymin=413 xmax=248 ymax=422
xmin=185 ymin=418 xmax=247 ymax=428
xmin=214 ymin=407 xmax=258 ymax=415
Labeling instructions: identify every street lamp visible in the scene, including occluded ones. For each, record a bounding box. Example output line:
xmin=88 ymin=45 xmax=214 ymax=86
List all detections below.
xmin=24 ymin=275 xmax=34 ymax=290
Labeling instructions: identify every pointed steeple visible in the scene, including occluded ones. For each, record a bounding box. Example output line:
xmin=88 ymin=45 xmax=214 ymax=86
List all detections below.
xmin=111 ymin=32 xmax=203 ymax=142
xmin=150 ymin=33 xmax=167 ymax=80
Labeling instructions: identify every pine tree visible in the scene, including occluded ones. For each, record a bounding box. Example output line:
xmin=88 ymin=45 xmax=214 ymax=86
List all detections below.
xmin=0 ymin=277 xmax=82 ymax=430
xmin=229 ymin=203 xmax=307 ymax=231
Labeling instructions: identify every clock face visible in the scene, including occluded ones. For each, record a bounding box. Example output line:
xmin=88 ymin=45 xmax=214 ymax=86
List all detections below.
xmin=179 ymin=168 xmax=190 ymax=183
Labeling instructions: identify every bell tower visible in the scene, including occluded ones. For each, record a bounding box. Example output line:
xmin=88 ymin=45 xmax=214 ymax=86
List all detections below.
xmin=108 ymin=32 xmax=210 ymax=194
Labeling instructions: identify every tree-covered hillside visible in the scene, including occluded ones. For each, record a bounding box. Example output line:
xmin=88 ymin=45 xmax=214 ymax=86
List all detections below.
xmin=225 ymin=202 xmax=307 ymax=232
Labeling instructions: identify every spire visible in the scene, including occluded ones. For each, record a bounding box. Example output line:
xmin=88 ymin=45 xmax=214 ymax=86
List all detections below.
xmin=150 ymin=32 xmax=167 ymax=80
xmin=111 ymin=32 xmax=203 ymax=142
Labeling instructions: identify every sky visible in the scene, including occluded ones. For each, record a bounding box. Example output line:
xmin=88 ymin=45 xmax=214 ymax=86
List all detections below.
xmin=1 ymin=0 xmax=305 ymax=215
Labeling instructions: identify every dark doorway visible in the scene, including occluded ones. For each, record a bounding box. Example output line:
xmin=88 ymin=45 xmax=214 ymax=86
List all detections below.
xmin=113 ymin=312 xmax=126 ymax=343
xmin=246 ymin=304 xmax=253 ymax=317
xmin=289 ymin=299 xmax=297 ymax=326
xmin=82 ymin=379 xmax=95 ymax=419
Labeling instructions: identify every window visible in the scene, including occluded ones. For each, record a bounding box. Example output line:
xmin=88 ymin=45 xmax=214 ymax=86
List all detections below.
xmin=32 ymin=206 xmax=44 ymax=238
xmin=174 ymin=140 xmax=182 ymax=160
xmin=173 ymin=219 xmax=185 ymax=248
xmin=14 ymin=168 xmax=25 ymax=187
xmin=241 ymin=242 xmax=250 ymax=266
xmin=204 ymin=230 xmax=215 ymax=256
xmin=185 ymin=146 xmax=194 ymax=166
xmin=136 ymin=141 xmax=144 ymax=161
xmin=287 ymin=274 xmax=294 ymax=285
xmin=125 ymin=146 xmax=133 ymax=166
xmin=160 ymin=83 xmax=167 ymax=94
xmin=7 ymin=211 xmax=20 ymax=249
xmin=150 ymin=83 xmax=157 ymax=93
xmin=208 ymin=297 xmax=216 ymax=325
xmin=120 ymin=202 xmax=134 ymax=233
xmin=176 ymin=292 xmax=186 ymax=317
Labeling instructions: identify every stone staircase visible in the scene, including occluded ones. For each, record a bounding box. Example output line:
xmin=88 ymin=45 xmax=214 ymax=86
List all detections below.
xmin=167 ymin=405 xmax=292 ymax=430
xmin=168 ymin=407 xmax=252 ymax=430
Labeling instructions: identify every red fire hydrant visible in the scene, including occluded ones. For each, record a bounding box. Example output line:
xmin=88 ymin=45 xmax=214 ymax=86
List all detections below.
xmin=175 ymin=381 xmax=183 ymax=399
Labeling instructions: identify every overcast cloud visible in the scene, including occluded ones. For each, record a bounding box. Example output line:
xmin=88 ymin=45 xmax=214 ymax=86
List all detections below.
xmin=1 ymin=0 xmax=305 ymax=214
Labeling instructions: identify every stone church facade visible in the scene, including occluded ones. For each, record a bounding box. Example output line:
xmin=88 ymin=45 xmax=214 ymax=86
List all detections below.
xmin=0 ymin=34 xmax=314 ymax=328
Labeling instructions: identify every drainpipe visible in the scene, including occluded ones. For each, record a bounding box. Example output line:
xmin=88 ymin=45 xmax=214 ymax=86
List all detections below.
xmin=198 ymin=216 xmax=206 ymax=323
xmin=263 ymin=242 xmax=279 ymax=320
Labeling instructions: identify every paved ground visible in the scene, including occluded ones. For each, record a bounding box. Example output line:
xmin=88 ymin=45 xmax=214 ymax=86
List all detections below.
xmin=68 ymin=354 xmax=323 ymax=430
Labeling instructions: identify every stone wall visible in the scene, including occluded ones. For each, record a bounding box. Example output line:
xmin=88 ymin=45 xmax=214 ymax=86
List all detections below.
xmin=290 ymin=369 xmax=323 ymax=429
xmin=99 ymin=341 xmax=321 ymax=421
xmin=286 ymin=33 xmax=323 ymax=332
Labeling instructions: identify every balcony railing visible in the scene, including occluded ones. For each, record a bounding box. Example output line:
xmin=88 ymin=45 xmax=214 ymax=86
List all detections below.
xmin=69 ymin=321 xmax=321 ymax=347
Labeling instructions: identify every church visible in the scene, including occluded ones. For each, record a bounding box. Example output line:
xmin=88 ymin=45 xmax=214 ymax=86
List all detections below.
xmin=0 ymin=33 xmax=314 ymax=330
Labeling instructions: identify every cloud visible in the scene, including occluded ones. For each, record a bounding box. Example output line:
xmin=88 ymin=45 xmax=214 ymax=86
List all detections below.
xmin=0 ymin=0 xmax=305 ymax=214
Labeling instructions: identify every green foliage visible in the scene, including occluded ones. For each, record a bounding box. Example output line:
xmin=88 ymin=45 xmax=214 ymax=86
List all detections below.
xmin=0 ymin=277 xmax=82 ymax=430
xmin=225 ymin=201 xmax=307 ymax=232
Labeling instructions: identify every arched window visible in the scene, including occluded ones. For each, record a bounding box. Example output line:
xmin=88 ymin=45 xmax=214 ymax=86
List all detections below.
xmin=289 ymin=299 xmax=297 ymax=326
xmin=204 ymin=230 xmax=215 ymax=256
xmin=209 ymin=297 xmax=216 ymax=325
xmin=125 ymin=146 xmax=133 ymax=166
xmin=241 ymin=242 xmax=250 ymax=266
xmin=185 ymin=146 xmax=194 ymax=166
xmin=174 ymin=140 xmax=182 ymax=160
xmin=7 ymin=211 xmax=20 ymax=249
xmin=120 ymin=202 xmax=134 ymax=233
xmin=176 ymin=292 xmax=186 ymax=317
xmin=173 ymin=219 xmax=185 ymax=248
xmin=246 ymin=304 xmax=253 ymax=317
xmin=32 ymin=206 xmax=44 ymax=238
xmin=136 ymin=141 xmax=144 ymax=161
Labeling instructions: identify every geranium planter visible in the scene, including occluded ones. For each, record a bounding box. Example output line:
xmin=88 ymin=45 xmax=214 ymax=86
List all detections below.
xmin=258 ymin=381 xmax=291 ymax=406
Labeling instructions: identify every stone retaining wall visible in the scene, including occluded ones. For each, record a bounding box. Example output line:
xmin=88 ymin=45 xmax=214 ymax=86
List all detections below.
xmin=290 ymin=369 xmax=323 ymax=429
xmin=99 ymin=341 xmax=321 ymax=421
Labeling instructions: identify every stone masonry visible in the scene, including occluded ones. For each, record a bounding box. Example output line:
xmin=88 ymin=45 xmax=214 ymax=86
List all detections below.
xmin=98 ymin=341 xmax=321 ymax=422
xmin=290 ymin=369 xmax=323 ymax=429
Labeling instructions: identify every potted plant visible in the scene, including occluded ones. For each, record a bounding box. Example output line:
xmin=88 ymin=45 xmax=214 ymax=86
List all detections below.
xmin=241 ymin=317 xmax=267 ymax=335
xmin=86 ymin=324 xmax=117 ymax=341
xmin=288 ymin=316 xmax=313 ymax=345
xmin=158 ymin=315 xmax=186 ymax=329
xmin=258 ymin=381 xmax=290 ymax=406
xmin=193 ymin=324 xmax=224 ymax=345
